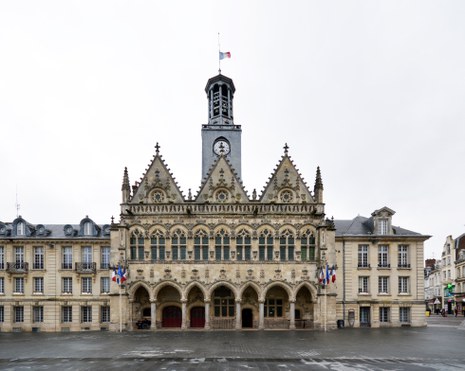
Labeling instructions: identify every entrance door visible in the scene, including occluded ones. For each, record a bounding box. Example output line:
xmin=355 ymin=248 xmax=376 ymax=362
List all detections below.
xmin=242 ymin=308 xmax=253 ymax=328
xmin=190 ymin=306 xmax=205 ymax=328
xmin=360 ymin=307 xmax=370 ymax=327
xmin=162 ymin=306 xmax=182 ymax=328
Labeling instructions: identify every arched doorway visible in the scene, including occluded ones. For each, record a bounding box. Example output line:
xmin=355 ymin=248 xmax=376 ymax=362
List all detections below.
xmin=162 ymin=306 xmax=182 ymax=327
xmin=190 ymin=307 xmax=205 ymax=328
xmin=264 ymin=286 xmax=289 ymax=329
xmin=133 ymin=286 xmax=151 ymax=329
xmin=295 ymin=285 xmax=314 ymax=329
xmin=211 ymin=286 xmax=235 ymax=329
xmin=242 ymin=308 xmax=253 ymax=328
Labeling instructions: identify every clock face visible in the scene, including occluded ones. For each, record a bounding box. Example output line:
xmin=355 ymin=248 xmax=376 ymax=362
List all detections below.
xmin=213 ymin=140 xmax=230 ymax=155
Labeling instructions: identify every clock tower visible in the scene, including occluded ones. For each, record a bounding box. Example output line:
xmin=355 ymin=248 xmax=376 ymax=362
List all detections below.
xmin=201 ymin=74 xmax=242 ymax=180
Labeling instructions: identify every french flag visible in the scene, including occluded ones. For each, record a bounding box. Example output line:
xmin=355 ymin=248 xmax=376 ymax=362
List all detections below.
xmin=219 ymin=51 xmax=231 ymax=60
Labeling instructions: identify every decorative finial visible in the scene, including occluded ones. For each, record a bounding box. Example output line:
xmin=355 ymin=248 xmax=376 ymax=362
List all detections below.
xmin=284 ymin=143 xmax=289 ymax=155
xmin=111 ymin=216 xmax=114 ymax=225
xmin=252 ymin=189 xmax=257 ymax=200
xmin=188 ymin=188 xmax=192 ymax=200
xmin=155 ymin=142 xmax=160 ymax=155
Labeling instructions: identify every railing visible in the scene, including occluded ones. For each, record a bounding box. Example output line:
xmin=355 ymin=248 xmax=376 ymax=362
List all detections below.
xmin=378 ymin=263 xmax=390 ymax=268
xmin=357 ymin=263 xmax=370 ymax=268
xmin=210 ymin=318 xmax=235 ymax=329
xmin=75 ymin=262 xmax=96 ymax=274
xmin=7 ymin=262 xmax=29 ymax=273
xmin=62 ymin=262 xmax=73 ymax=270
xmin=398 ymin=263 xmax=411 ymax=268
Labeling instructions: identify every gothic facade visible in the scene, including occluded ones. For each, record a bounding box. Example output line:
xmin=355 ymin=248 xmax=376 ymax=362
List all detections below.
xmin=0 ymin=73 xmax=429 ymax=332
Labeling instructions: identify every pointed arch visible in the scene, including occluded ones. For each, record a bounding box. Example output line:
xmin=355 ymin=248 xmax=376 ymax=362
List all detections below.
xmin=207 ymin=281 xmax=238 ymax=300
xmin=154 ymin=281 xmax=183 ymax=300
xmin=262 ymin=281 xmax=293 ymax=301
xmin=184 ymin=281 xmax=208 ymax=299
xmin=238 ymin=281 xmax=261 ymax=299
xmin=293 ymin=281 xmax=318 ymax=299
xmin=128 ymin=281 xmax=154 ymax=301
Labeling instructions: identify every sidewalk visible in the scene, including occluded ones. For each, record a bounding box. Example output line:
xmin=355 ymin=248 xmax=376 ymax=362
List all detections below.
xmin=426 ymin=313 xmax=465 ymax=328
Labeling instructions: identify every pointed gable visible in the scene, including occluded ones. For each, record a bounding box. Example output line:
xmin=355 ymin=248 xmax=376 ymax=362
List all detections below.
xmin=130 ymin=144 xmax=184 ymax=204
xmin=195 ymin=155 xmax=249 ymax=203
xmin=259 ymin=148 xmax=314 ymax=204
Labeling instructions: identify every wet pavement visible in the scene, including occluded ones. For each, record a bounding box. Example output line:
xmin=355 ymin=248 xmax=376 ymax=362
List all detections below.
xmin=1 ymin=316 xmax=464 ymax=370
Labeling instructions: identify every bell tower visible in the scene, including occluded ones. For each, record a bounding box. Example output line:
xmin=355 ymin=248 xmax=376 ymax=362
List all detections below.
xmin=201 ymin=74 xmax=242 ymax=180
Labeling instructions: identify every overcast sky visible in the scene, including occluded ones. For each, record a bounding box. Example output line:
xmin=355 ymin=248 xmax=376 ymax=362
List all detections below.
xmin=1 ymin=1 xmax=464 ymax=260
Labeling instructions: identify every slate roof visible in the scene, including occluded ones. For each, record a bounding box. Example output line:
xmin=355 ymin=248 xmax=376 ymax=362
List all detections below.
xmin=334 ymin=215 xmax=423 ymax=237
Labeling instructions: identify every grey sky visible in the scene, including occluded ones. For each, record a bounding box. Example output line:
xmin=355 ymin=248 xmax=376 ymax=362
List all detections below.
xmin=1 ymin=1 xmax=464 ymax=260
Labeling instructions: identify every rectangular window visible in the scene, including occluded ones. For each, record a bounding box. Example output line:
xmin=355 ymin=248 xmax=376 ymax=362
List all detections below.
xmin=378 ymin=219 xmax=388 ymax=235
xmin=33 ymin=246 xmax=44 ymax=269
xmin=259 ymin=246 xmax=265 ymax=261
xmin=398 ymin=245 xmax=409 ymax=268
xmin=264 ymin=298 xmax=283 ymax=318
xmin=0 ymin=306 xmax=3 ymax=322
xmin=82 ymin=277 xmax=92 ymax=294
xmin=62 ymin=277 xmax=73 ymax=294
xmin=101 ymin=246 xmax=110 ymax=269
xmin=62 ymin=306 xmax=72 ymax=323
xmin=101 ymin=277 xmax=110 ymax=294
xmin=62 ymin=246 xmax=73 ymax=269
xmin=280 ymin=246 xmax=286 ymax=261
xmin=15 ymin=246 xmax=25 ymax=263
xmin=172 ymin=246 xmax=179 ymax=260
xmin=33 ymin=277 xmax=44 ymax=293
xmin=378 ymin=276 xmax=389 ymax=294
xmin=358 ymin=276 xmax=369 ymax=294
xmin=82 ymin=246 xmax=93 ymax=270
xmin=14 ymin=306 xmax=24 ymax=323
xmin=358 ymin=245 xmax=369 ymax=267
xmin=14 ymin=277 xmax=24 ymax=294
xmin=379 ymin=307 xmax=390 ymax=323
xmin=399 ymin=307 xmax=410 ymax=323
xmin=301 ymin=234 xmax=316 ymax=261
xmin=259 ymin=234 xmax=274 ymax=261
xmin=398 ymin=277 xmax=410 ymax=294
xmin=101 ymin=306 xmax=110 ymax=323
xmin=215 ymin=246 xmax=221 ymax=261
xmin=33 ymin=306 xmax=44 ymax=323
xmin=223 ymin=246 xmax=230 ymax=261
xmin=0 ymin=277 xmax=4 ymax=294
xmin=236 ymin=234 xmax=251 ymax=261
xmin=0 ymin=246 xmax=4 ymax=270
xmin=151 ymin=234 xmax=166 ymax=261
xmin=244 ymin=246 xmax=251 ymax=260
xmin=81 ymin=306 xmax=92 ymax=323
xmin=378 ymin=245 xmax=389 ymax=267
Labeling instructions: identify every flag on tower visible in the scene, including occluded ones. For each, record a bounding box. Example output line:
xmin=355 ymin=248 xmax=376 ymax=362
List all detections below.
xmin=219 ymin=51 xmax=231 ymax=60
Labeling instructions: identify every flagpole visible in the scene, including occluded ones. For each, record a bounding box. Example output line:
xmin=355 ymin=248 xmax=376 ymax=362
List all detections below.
xmin=119 ymin=283 xmax=122 ymax=333
xmin=218 ymin=32 xmax=221 ymax=74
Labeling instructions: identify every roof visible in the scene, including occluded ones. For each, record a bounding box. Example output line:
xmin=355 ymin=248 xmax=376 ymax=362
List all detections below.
xmin=334 ymin=215 xmax=424 ymax=237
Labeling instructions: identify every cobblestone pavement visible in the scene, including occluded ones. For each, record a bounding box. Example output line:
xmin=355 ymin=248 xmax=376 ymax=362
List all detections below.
xmin=1 ymin=317 xmax=464 ymax=370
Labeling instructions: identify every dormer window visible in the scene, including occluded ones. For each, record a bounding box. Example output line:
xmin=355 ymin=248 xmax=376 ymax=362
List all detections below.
xmin=17 ymin=222 xmax=25 ymax=236
xmin=378 ymin=219 xmax=388 ymax=235
xmin=84 ymin=222 xmax=92 ymax=236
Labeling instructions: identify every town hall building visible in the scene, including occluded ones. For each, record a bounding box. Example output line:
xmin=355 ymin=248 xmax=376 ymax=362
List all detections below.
xmin=0 ymin=73 xmax=429 ymax=332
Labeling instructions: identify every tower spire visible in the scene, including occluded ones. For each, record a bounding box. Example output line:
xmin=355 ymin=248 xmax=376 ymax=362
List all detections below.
xmin=122 ymin=167 xmax=131 ymax=202
xmin=314 ymin=166 xmax=324 ymax=203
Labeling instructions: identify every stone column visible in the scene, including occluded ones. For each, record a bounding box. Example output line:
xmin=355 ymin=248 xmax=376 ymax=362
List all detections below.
xmin=289 ymin=300 xmax=296 ymax=329
xmin=259 ymin=300 xmax=265 ymax=329
xmin=235 ymin=300 xmax=242 ymax=330
xmin=128 ymin=299 xmax=134 ymax=331
xmin=181 ymin=300 xmax=187 ymax=330
xmin=204 ymin=300 xmax=211 ymax=329
xmin=150 ymin=300 xmax=157 ymax=330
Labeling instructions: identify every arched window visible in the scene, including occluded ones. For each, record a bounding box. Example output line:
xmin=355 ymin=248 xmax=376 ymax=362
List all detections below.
xmin=171 ymin=229 xmax=186 ymax=261
xmin=194 ymin=229 xmax=209 ymax=261
xmin=279 ymin=229 xmax=294 ymax=261
xmin=150 ymin=230 xmax=165 ymax=261
xmin=259 ymin=229 xmax=274 ymax=261
xmin=83 ymin=221 xmax=93 ymax=236
xmin=301 ymin=229 xmax=316 ymax=261
xmin=130 ymin=230 xmax=144 ymax=261
xmin=215 ymin=229 xmax=230 ymax=261
xmin=16 ymin=222 xmax=25 ymax=236
xmin=213 ymin=287 xmax=235 ymax=318
xmin=236 ymin=229 xmax=251 ymax=261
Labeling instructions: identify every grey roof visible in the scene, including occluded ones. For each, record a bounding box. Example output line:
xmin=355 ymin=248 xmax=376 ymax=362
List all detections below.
xmin=334 ymin=215 xmax=423 ymax=237
xmin=0 ymin=221 xmax=110 ymax=239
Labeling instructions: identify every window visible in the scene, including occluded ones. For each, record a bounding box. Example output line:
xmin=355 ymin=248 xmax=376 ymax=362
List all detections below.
xmin=194 ymin=230 xmax=209 ymax=261
xmin=81 ymin=306 xmax=92 ymax=323
xmin=82 ymin=246 xmax=92 ymax=269
xmin=33 ymin=246 xmax=44 ymax=269
xmin=130 ymin=232 xmax=144 ymax=260
xmin=300 ymin=231 xmax=315 ymax=261
xmin=62 ymin=246 xmax=73 ymax=269
xmin=378 ymin=219 xmax=388 ymax=235
xmin=236 ymin=229 xmax=251 ymax=261
xmin=15 ymin=246 xmax=25 ymax=264
xmin=0 ymin=306 xmax=3 ymax=322
xmin=379 ymin=307 xmax=390 ymax=323
xmin=101 ymin=306 xmax=110 ymax=323
xmin=84 ymin=221 xmax=93 ymax=236
xmin=215 ymin=229 xmax=230 ymax=261
xmin=0 ymin=246 xmax=4 ymax=269
xmin=378 ymin=276 xmax=389 ymax=294
xmin=0 ymin=277 xmax=4 ymax=294
xmin=358 ymin=276 xmax=369 ymax=294
xmin=17 ymin=222 xmax=25 ymax=236
xmin=62 ymin=306 xmax=72 ymax=323
xmin=33 ymin=306 xmax=44 ymax=323
xmin=82 ymin=277 xmax=92 ymax=294
xmin=14 ymin=277 xmax=24 ymax=294
xmin=101 ymin=277 xmax=110 ymax=294
xmin=279 ymin=229 xmax=294 ymax=261
xmin=400 ymin=307 xmax=410 ymax=323
xmin=33 ymin=277 xmax=44 ymax=294
xmin=151 ymin=230 xmax=166 ymax=261
xmin=378 ymin=245 xmax=389 ymax=267
xmin=62 ymin=277 xmax=73 ymax=294
xmin=172 ymin=229 xmax=187 ymax=261
xmin=14 ymin=306 xmax=24 ymax=322
xmin=398 ymin=245 xmax=409 ymax=268
xmin=213 ymin=287 xmax=235 ymax=317
xmin=259 ymin=229 xmax=274 ymax=261
xmin=358 ymin=245 xmax=369 ymax=268
xmin=101 ymin=246 xmax=110 ymax=269
xmin=398 ymin=277 xmax=410 ymax=294
xmin=265 ymin=298 xmax=283 ymax=317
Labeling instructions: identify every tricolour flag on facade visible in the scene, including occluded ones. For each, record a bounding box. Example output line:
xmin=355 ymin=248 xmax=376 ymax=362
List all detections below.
xmin=331 ymin=265 xmax=336 ymax=283
xmin=219 ymin=51 xmax=231 ymax=60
